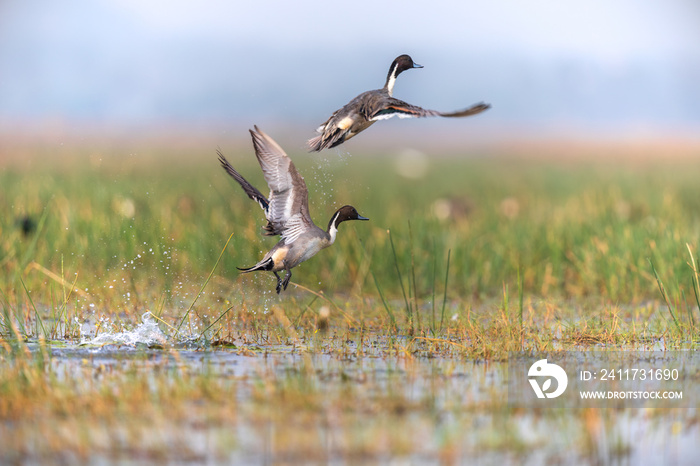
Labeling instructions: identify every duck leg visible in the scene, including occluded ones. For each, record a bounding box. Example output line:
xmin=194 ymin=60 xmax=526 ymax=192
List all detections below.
xmin=282 ymin=270 xmax=292 ymax=291
xmin=274 ymin=271 xmax=283 ymax=294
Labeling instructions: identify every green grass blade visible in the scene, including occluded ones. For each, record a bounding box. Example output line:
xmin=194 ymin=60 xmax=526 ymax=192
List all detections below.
xmin=17 ymin=205 xmax=50 ymax=273
xmin=198 ymin=305 xmax=235 ymax=340
xmin=430 ymin=241 xmax=437 ymax=336
xmin=176 ymin=232 xmax=234 ymax=335
xmin=648 ymin=258 xmax=681 ymax=334
xmin=388 ymin=229 xmax=412 ymax=329
xmin=19 ymin=275 xmax=47 ymax=338
xmin=439 ymin=249 xmax=451 ymax=333
xmin=686 ymin=243 xmax=699 ymax=329
xmin=518 ymin=267 xmax=524 ymax=348
xmin=372 ymin=270 xmax=397 ymax=332
xmin=408 ymin=221 xmax=421 ymax=334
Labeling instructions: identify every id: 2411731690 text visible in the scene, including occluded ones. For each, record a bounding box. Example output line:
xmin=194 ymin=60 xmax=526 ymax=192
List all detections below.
xmin=580 ymin=368 xmax=679 ymax=381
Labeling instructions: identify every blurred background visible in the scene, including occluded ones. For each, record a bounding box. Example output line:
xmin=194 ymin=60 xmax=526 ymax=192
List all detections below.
xmin=1 ymin=0 xmax=699 ymax=149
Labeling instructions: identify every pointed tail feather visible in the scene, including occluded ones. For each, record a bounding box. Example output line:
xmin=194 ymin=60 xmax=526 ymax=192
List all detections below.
xmin=307 ymin=134 xmax=326 ymax=152
xmin=307 ymin=129 xmax=348 ymax=152
xmin=439 ymin=102 xmax=491 ymax=118
xmin=236 ymin=256 xmax=274 ymax=273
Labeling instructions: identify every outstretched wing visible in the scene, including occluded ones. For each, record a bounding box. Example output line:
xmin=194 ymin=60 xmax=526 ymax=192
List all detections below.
xmin=371 ymin=99 xmax=490 ymax=120
xmin=249 ymin=126 xmax=314 ymax=243
xmin=219 ymin=150 xmax=284 ymax=236
xmin=218 ymin=150 xmax=269 ymax=212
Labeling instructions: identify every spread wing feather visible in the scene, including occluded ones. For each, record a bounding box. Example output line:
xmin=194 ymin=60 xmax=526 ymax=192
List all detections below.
xmin=249 ymin=126 xmax=314 ymax=244
xmin=218 ymin=150 xmax=269 ymax=213
xmin=280 ymin=215 xmax=308 ymax=245
xmin=219 ymin=150 xmax=282 ymax=236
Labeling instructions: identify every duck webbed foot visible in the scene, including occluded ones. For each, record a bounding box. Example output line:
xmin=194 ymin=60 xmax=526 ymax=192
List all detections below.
xmin=273 ymin=270 xmax=292 ymax=294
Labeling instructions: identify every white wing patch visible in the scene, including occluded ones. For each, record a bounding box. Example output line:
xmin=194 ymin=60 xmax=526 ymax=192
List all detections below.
xmin=283 ymin=185 xmax=295 ymax=220
xmin=371 ymin=113 xmax=400 ymax=121
xmin=371 ymin=112 xmax=423 ymax=122
xmin=263 ymin=158 xmax=299 ymax=228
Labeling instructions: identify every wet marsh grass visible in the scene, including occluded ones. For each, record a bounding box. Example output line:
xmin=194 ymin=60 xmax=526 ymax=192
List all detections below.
xmin=2 ymin=136 xmax=700 ymax=462
xmin=4 ymin=141 xmax=700 ymax=309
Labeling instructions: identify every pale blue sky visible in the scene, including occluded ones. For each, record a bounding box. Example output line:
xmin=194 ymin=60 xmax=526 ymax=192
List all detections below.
xmin=1 ymin=0 xmax=699 ymax=135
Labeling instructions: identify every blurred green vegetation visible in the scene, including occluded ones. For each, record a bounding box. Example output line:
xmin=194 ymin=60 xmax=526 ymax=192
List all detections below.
xmin=2 ymin=139 xmax=700 ymax=314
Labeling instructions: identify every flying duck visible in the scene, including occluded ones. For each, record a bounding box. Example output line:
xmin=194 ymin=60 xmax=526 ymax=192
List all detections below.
xmin=307 ymin=54 xmax=491 ymax=152
xmin=219 ymin=126 xmax=369 ymax=294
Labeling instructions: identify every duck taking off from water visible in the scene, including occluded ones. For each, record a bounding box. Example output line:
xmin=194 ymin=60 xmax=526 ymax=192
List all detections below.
xmin=219 ymin=126 xmax=369 ymax=294
xmin=307 ymin=54 xmax=490 ymax=152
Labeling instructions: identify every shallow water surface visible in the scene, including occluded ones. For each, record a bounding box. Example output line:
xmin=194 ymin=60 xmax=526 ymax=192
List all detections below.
xmin=6 ymin=316 xmax=699 ymax=464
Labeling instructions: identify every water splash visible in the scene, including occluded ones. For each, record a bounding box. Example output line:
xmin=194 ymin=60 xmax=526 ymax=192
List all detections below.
xmin=80 ymin=312 xmax=168 ymax=347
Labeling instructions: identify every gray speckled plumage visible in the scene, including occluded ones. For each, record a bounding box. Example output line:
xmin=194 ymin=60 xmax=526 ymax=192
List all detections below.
xmin=308 ymin=54 xmax=491 ymax=151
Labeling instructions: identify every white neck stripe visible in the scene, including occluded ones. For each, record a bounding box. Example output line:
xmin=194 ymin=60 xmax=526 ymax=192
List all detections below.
xmin=328 ymin=222 xmax=338 ymax=244
xmin=328 ymin=211 xmax=341 ymax=244
xmin=386 ymin=73 xmax=397 ymax=96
